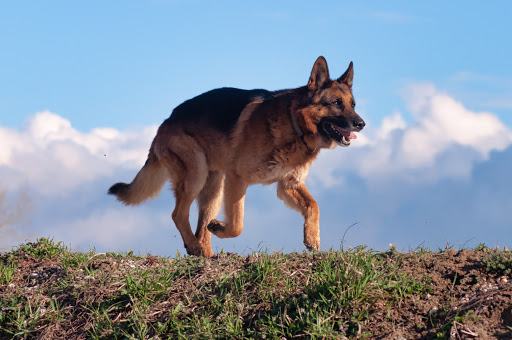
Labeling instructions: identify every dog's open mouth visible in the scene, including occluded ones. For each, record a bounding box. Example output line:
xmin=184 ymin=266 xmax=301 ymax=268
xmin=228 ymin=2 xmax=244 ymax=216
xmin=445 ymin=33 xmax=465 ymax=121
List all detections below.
xmin=320 ymin=119 xmax=358 ymax=146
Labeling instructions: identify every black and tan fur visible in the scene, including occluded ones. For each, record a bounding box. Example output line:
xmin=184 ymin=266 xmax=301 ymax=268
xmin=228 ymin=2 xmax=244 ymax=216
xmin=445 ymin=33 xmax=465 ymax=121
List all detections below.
xmin=109 ymin=56 xmax=365 ymax=256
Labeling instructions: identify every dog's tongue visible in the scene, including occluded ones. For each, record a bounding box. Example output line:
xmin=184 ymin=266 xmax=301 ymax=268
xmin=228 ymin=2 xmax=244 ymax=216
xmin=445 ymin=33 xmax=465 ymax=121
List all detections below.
xmin=348 ymin=132 xmax=357 ymax=140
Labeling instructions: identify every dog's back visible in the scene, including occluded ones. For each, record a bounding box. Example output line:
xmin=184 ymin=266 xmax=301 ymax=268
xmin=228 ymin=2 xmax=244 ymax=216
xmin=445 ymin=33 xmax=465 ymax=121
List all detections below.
xmin=165 ymin=87 xmax=273 ymax=134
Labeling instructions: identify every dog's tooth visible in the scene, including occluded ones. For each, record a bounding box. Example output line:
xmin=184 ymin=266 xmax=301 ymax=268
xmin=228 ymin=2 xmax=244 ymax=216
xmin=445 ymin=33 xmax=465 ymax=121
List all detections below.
xmin=341 ymin=135 xmax=350 ymax=146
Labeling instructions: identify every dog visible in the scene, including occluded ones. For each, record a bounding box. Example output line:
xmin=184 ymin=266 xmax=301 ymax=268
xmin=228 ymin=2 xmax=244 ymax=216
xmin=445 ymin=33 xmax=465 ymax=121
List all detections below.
xmin=108 ymin=56 xmax=365 ymax=257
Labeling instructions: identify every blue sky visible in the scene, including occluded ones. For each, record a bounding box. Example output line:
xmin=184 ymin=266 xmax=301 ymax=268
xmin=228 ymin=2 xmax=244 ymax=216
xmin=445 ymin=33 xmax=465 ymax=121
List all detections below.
xmin=2 ymin=1 xmax=511 ymax=128
xmin=1 ymin=1 xmax=511 ymax=255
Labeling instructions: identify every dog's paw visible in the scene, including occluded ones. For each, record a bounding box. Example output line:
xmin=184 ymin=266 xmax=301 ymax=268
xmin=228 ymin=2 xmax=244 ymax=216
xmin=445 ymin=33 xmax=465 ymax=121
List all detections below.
xmin=201 ymin=245 xmax=215 ymax=258
xmin=197 ymin=233 xmax=214 ymax=257
xmin=184 ymin=242 xmax=203 ymax=257
xmin=198 ymin=238 xmax=215 ymax=258
xmin=207 ymin=219 xmax=226 ymax=235
xmin=304 ymin=236 xmax=320 ymax=251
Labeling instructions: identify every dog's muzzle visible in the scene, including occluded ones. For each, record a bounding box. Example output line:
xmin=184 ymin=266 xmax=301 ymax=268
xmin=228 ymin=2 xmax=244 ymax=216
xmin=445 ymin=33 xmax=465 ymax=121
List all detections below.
xmin=320 ymin=117 xmax=361 ymax=146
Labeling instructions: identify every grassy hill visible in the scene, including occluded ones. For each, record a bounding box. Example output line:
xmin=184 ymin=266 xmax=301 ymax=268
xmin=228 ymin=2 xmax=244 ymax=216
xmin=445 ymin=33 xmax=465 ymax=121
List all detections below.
xmin=1 ymin=239 xmax=511 ymax=339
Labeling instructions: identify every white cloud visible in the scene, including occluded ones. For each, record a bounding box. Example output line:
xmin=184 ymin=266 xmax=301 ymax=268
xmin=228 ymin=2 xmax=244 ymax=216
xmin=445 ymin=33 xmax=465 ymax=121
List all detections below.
xmin=310 ymin=84 xmax=512 ymax=186
xmin=377 ymin=112 xmax=406 ymax=139
xmin=45 ymin=207 xmax=169 ymax=252
xmin=401 ymin=84 xmax=511 ymax=166
xmin=0 ymin=111 xmax=157 ymax=195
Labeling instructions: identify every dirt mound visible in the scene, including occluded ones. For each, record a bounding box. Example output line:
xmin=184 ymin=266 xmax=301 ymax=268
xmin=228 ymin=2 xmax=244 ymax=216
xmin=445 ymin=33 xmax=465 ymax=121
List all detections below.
xmin=1 ymin=239 xmax=511 ymax=338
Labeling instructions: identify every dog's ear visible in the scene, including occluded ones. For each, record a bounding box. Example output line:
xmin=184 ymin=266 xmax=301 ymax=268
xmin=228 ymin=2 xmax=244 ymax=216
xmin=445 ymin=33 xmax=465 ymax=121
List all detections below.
xmin=338 ymin=61 xmax=354 ymax=88
xmin=307 ymin=56 xmax=330 ymax=91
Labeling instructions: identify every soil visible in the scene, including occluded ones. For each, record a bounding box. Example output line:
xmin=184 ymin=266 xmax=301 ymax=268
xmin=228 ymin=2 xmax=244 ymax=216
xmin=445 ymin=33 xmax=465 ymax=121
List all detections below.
xmin=370 ymin=249 xmax=512 ymax=339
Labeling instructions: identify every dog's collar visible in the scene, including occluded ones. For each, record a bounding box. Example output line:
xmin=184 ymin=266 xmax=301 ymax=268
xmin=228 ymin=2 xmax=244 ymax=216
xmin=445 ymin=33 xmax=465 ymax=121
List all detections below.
xmin=290 ymin=111 xmax=304 ymax=137
xmin=289 ymin=110 xmax=317 ymax=154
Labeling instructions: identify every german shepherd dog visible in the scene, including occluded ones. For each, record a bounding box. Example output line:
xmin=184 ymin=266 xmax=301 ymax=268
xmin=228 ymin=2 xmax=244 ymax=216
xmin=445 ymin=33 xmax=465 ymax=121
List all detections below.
xmin=109 ymin=56 xmax=365 ymax=257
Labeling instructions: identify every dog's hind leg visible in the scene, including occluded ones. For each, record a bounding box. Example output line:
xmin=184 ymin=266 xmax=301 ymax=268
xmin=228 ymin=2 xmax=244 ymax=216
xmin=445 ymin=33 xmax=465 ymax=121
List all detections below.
xmin=277 ymin=180 xmax=320 ymax=251
xmin=195 ymin=171 xmax=224 ymax=257
xmin=207 ymin=173 xmax=248 ymax=238
xmin=160 ymin=137 xmax=208 ymax=256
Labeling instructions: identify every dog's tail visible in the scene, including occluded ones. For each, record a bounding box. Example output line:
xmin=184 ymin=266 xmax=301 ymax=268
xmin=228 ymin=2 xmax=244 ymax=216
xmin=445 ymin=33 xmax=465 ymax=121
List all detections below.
xmin=108 ymin=148 xmax=167 ymax=205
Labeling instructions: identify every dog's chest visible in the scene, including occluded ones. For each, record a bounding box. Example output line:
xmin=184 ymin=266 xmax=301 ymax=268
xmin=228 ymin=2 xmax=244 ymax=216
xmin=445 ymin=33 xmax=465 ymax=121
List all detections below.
xmin=253 ymin=144 xmax=313 ymax=184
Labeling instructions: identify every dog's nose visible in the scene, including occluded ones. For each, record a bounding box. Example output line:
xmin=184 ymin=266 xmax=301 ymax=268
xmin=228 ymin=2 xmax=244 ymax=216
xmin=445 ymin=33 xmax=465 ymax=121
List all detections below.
xmin=353 ymin=118 xmax=366 ymax=131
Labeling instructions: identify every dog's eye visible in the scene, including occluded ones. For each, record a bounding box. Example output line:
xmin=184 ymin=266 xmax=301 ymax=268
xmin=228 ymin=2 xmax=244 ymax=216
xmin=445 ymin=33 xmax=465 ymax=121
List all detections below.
xmin=332 ymin=99 xmax=343 ymax=107
xmin=351 ymin=100 xmax=356 ymax=108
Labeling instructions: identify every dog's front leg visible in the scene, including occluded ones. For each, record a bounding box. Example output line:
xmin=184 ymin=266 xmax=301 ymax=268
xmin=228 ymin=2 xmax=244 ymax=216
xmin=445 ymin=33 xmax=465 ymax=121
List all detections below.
xmin=277 ymin=180 xmax=320 ymax=251
xmin=207 ymin=173 xmax=248 ymax=238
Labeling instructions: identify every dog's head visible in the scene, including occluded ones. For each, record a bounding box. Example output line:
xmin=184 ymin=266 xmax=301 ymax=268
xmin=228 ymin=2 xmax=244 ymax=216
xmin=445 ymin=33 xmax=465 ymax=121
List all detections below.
xmin=299 ymin=56 xmax=365 ymax=148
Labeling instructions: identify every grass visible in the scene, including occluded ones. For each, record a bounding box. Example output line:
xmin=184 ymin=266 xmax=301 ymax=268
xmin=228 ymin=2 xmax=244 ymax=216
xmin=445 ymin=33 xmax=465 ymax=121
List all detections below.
xmin=482 ymin=249 xmax=512 ymax=276
xmin=0 ymin=238 xmax=510 ymax=338
xmin=0 ymin=259 xmax=16 ymax=285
